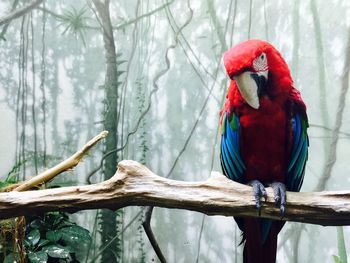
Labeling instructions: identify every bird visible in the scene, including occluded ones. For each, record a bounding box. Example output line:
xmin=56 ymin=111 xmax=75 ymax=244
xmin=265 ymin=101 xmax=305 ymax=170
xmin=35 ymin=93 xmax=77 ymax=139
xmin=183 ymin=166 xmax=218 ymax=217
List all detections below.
xmin=220 ymin=39 xmax=309 ymax=263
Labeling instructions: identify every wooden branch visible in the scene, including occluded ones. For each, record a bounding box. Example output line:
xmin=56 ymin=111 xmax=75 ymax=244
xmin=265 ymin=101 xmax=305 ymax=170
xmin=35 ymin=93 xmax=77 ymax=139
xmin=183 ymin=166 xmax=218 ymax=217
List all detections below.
xmin=0 ymin=160 xmax=349 ymax=226
xmin=0 ymin=0 xmax=43 ymax=27
xmin=11 ymin=131 xmax=108 ymax=192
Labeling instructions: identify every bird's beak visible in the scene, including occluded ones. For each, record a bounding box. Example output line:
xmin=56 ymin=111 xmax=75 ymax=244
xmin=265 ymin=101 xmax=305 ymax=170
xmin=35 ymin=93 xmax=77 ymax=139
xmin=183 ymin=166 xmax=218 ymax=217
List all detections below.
xmin=233 ymin=71 xmax=268 ymax=109
xmin=234 ymin=71 xmax=260 ymax=109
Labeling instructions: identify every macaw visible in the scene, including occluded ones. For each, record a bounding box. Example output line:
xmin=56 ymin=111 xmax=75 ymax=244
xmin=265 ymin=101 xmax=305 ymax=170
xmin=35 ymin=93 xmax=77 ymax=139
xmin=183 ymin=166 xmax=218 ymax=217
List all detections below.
xmin=220 ymin=39 xmax=309 ymax=263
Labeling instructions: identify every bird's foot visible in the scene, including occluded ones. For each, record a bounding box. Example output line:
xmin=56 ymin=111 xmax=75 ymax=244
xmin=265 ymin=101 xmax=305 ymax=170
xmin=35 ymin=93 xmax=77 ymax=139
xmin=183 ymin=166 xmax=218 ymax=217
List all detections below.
xmin=270 ymin=182 xmax=286 ymax=217
xmin=248 ymin=180 xmax=267 ymax=215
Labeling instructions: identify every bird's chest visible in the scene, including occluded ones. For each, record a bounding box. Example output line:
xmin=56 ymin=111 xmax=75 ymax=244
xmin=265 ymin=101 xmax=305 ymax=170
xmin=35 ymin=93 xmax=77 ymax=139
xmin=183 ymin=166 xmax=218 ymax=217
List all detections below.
xmin=238 ymin=98 xmax=290 ymax=182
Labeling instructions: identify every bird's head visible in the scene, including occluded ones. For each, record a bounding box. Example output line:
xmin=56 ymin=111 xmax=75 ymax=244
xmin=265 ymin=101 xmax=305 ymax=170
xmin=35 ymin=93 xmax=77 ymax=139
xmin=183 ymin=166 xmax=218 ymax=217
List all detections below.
xmin=224 ymin=39 xmax=293 ymax=109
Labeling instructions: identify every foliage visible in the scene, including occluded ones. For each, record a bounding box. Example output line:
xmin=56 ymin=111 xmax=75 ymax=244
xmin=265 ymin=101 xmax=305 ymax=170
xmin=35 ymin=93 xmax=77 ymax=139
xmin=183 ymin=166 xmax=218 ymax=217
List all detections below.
xmin=57 ymin=5 xmax=91 ymax=46
xmin=24 ymin=212 xmax=91 ymax=263
xmin=1 ymin=212 xmax=91 ymax=263
xmin=0 ymin=164 xmax=20 ymax=189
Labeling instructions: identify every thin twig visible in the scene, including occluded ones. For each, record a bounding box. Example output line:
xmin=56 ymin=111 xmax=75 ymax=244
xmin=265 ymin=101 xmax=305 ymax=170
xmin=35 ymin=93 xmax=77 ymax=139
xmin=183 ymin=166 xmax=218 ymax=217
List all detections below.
xmin=7 ymin=131 xmax=108 ymax=192
xmin=0 ymin=0 xmax=19 ymax=40
xmin=309 ymin=123 xmax=350 ymax=137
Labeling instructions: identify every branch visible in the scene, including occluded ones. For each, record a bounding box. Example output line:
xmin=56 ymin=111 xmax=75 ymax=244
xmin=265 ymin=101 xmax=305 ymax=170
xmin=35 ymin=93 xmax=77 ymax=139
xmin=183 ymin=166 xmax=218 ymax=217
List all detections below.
xmin=0 ymin=0 xmax=43 ymax=27
xmin=0 ymin=160 xmax=349 ymax=225
xmin=0 ymin=0 xmax=19 ymax=40
xmin=9 ymin=131 xmax=108 ymax=192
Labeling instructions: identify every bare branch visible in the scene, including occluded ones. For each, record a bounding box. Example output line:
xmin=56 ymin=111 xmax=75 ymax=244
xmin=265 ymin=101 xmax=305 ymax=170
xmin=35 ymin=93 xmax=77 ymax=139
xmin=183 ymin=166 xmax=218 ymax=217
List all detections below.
xmin=0 ymin=0 xmax=19 ymax=40
xmin=8 ymin=131 xmax=108 ymax=192
xmin=0 ymin=0 xmax=43 ymax=27
xmin=0 ymin=160 xmax=349 ymax=226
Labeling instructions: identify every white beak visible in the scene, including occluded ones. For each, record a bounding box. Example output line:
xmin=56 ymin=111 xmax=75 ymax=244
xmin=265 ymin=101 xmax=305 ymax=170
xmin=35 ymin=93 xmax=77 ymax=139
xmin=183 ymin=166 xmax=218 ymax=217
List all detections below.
xmin=234 ymin=71 xmax=260 ymax=109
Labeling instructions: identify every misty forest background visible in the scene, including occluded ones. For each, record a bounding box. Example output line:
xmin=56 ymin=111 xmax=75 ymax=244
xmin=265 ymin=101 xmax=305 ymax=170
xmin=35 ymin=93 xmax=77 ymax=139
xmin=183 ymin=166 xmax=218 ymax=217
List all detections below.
xmin=0 ymin=0 xmax=350 ymax=262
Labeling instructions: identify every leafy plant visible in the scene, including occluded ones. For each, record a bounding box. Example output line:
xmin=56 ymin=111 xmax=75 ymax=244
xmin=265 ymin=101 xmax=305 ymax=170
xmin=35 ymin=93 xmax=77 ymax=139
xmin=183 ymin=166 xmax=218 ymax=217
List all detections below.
xmin=1 ymin=159 xmax=26 ymax=187
xmin=24 ymin=212 xmax=91 ymax=263
xmin=57 ymin=5 xmax=91 ymax=46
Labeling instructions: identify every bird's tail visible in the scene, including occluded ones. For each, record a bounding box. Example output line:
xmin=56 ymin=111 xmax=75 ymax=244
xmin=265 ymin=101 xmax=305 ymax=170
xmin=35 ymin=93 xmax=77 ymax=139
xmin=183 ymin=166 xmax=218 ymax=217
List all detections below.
xmin=242 ymin=218 xmax=282 ymax=263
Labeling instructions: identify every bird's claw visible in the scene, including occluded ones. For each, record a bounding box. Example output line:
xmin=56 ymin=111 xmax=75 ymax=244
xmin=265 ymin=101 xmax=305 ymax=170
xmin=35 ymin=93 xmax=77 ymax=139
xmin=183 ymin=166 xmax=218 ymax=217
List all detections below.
xmin=248 ymin=180 xmax=267 ymax=215
xmin=270 ymin=182 xmax=286 ymax=217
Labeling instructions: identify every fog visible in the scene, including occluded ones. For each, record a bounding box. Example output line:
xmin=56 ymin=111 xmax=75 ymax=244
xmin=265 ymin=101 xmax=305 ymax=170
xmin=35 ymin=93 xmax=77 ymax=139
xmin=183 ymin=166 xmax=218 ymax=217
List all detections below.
xmin=0 ymin=0 xmax=349 ymax=262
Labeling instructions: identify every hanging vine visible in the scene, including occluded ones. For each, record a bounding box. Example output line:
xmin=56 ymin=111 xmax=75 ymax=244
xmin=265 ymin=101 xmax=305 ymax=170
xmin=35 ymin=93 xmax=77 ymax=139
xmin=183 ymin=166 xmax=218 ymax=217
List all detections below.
xmin=39 ymin=1 xmax=47 ymax=168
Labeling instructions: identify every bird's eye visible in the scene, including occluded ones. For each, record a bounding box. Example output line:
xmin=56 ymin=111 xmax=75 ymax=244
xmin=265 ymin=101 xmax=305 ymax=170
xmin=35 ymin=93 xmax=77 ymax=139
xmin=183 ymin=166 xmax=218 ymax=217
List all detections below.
xmin=253 ymin=52 xmax=268 ymax=72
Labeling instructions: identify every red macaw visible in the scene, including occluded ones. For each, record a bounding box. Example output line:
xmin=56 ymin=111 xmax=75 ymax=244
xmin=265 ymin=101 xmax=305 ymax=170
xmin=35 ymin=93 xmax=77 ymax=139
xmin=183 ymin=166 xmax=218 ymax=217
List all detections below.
xmin=220 ymin=39 xmax=309 ymax=263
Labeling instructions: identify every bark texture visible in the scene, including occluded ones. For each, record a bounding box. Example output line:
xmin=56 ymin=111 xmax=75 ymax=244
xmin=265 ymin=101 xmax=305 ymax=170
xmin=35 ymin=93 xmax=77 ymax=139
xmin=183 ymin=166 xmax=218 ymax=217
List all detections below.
xmin=0 ymin=160 xmax=350 ymax=226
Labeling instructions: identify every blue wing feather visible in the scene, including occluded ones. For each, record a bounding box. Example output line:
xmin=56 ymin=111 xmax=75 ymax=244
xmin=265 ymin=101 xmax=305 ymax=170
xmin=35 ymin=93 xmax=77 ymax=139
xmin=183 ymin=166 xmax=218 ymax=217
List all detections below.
xmin=287 ymin=113 xmax=309 ymax=192
xmin=226 ymin=116 xmax=245 ymax=170
xmin=221 ymin=141 xmax=238 ymax=180
xmin=220 ymin=112 xmax=245 ymax=183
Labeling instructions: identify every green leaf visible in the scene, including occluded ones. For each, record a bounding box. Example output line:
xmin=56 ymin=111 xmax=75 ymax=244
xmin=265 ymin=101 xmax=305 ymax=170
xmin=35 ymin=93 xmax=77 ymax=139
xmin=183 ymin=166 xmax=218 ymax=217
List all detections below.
xmin=28 ymin=251 xmax=48 ymax=263
xmin=42 ymin=245 xmax=70 ymax=259
xmin=60 ymin=225 xmax=91 ymax=246
xmin=53 ymin=215 xmax=71 ymax=228
xmin=26 ymin=229 xmax=41 ymax=247
xmin=46 ymin=230 xmax=62 ymax=242
xmin=30 ymin=218 xmax=45 ymax=230
xmin=24 ymin=239 xmax=32 ymax=248
xmin=37 ymin=239 xmax=50 ymax=248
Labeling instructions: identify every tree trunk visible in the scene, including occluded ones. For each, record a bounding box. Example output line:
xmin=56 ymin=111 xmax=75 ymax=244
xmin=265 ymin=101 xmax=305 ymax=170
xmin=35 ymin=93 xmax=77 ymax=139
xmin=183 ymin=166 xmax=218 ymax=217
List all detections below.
xmin=91 ymin=1 xmax=120 ymax=262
